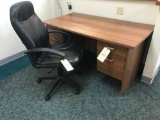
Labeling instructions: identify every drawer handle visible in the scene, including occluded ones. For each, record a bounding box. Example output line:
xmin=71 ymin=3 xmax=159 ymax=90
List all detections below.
xmin=106 ymin=58 xmax=114 ymax=62
xmin=107 ymin=46 xmax=115 ymax=51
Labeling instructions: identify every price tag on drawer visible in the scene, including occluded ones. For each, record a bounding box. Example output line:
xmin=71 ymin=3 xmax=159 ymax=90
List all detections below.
xmin=97 ymin=47 xmax=110 ymax=62
xmin=60 ymin=59 xmax=74 ymax=71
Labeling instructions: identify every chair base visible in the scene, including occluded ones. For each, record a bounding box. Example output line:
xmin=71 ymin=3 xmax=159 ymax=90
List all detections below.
xmin=37 ymin=76 xmax=81 ymax=101
xmin=37 ymin=76 xmax=57 ymax=83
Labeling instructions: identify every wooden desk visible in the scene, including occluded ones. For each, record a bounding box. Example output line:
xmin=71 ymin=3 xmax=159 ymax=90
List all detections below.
xmin=44 ymin=13 xmax=154 ymax=95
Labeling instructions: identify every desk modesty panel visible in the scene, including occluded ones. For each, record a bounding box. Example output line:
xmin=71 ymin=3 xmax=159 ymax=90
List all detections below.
xmin=44 ymin=13 xmax=154 ymax=95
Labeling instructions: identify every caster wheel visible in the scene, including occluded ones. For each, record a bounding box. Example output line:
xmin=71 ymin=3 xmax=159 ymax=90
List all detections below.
xmin=37 ymin=78 xmax=42 ymax=83
xmin=45 ymin=95 xmax=50 ymax=101
xmin=75 ymin=89 xmax=80 ymax=95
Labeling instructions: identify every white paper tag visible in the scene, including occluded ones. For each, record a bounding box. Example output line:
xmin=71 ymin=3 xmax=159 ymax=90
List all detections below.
xmin=97 ymin=47 xmax=110 ymax=62
xmin=60 ymin=59 xmax=74 ymax=71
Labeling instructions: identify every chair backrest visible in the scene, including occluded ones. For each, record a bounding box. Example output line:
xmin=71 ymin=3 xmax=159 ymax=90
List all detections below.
xmin=10 ymin=1 xmax=49 ymax=49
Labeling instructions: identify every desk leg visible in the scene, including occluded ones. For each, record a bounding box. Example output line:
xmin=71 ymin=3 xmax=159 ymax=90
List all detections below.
xmin=120 ymin=81 xmax=132 ymax=96
xmin=120 ymin=43 xmax=144 ymax=95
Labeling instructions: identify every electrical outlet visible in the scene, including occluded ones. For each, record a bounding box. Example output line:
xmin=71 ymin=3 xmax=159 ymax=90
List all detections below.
xmin=116 ymin=7 xmax=124 ymax=15
xmin=67 ymin=2 xmax=72 ymax=10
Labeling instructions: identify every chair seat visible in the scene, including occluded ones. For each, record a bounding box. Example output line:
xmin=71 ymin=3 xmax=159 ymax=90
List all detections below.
xmin=37 ymin=43 xmax=83 ymax=67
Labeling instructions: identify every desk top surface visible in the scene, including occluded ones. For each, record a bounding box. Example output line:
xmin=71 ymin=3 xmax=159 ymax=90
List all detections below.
xmin=44 ymin=13 xmax=154 ymax=48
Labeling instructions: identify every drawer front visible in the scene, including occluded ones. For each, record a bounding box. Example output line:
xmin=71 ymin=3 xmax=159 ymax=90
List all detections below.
xmin=97 ymin=41 xmax=127 ymax=58
xmin=97 ymin=51 xmax=126 ymax=80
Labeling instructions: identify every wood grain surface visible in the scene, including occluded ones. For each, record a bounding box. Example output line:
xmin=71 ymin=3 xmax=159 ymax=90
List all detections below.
xmin=44 ymin=13 xmax=154 ymax=48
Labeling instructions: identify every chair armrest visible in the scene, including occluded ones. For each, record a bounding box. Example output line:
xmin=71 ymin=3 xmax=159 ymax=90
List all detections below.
xmin=24 ymin=48 xmax=65 ymax=58
xmin=48 ymin=29 xmax=71 ymax=42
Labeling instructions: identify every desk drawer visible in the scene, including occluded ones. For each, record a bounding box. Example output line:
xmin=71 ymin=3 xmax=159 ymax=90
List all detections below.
xmin=97 ymin=52 xmax=126 ymax=80
xmin=97 ymin=41 xmax=127 ymax=58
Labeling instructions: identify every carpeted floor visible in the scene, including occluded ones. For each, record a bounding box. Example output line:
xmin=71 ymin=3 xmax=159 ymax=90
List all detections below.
xmin=0 ymin=53 xmax=160 ymax=120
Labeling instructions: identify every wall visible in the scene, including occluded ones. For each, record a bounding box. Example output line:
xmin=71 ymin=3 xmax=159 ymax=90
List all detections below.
xmin=54 ymin=0 xmax=160 ymax=82
xmin=150 ymin=53 xmax=160 ymax=83
xmin=154 ymin=53 xmax=160 ymax=74
xmin=142 ymin=11 xmax=160 ymax=83
xmin=0 ymin=0 xmax=55 ymax=60
xmin=54 ymin=0 xmax=158 ymax=24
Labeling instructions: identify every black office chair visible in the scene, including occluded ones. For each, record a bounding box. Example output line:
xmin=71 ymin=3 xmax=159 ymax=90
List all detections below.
xmin=10 ymin=1 xmax=83 ymax=101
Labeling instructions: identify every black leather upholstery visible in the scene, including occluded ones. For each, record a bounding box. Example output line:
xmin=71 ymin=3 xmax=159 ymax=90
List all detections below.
xmin=38 ymin=43 xmax=83 ymax=66
xmin=10 ymin=1 xmax=83 ymax=101
xmin=10 ymin=1 xmax=83 ymax=68
xmin=10 ymin=1 xmax=49 ymax=49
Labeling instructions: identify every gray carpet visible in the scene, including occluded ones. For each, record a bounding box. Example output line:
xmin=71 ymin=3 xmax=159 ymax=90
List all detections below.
xmin=0 ymin=55 xmax=160 ymax=120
